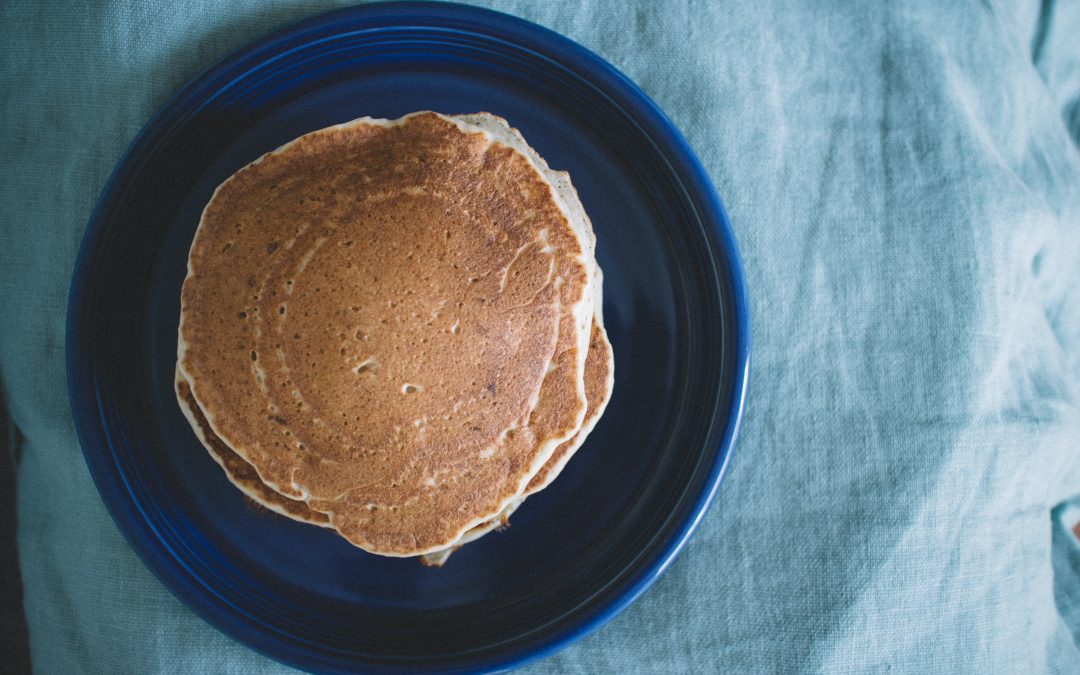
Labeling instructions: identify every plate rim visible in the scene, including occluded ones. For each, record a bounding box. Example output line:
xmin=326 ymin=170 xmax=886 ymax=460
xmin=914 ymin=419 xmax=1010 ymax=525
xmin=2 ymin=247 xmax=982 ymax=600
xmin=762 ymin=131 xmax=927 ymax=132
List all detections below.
xmin=65 ymin=2 xmax=751 ymax=672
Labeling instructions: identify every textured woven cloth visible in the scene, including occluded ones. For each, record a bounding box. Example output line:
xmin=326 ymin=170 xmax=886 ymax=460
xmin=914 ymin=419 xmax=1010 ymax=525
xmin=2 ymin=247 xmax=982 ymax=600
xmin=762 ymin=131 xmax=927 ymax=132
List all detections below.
xmin=3 ymin=1 xmax=1080 ymax=672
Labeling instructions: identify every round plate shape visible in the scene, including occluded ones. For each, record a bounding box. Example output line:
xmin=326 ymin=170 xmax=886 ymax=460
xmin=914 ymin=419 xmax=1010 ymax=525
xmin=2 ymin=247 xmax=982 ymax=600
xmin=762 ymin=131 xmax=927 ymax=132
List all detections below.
xmin=67 ymin=3 xmax=750 ymax=673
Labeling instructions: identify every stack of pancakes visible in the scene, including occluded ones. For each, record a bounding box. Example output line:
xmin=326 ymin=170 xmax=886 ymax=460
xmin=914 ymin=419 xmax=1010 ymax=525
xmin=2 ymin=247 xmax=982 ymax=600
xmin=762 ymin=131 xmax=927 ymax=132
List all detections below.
xmin=176 ymin=112 xmax=612 ymax=565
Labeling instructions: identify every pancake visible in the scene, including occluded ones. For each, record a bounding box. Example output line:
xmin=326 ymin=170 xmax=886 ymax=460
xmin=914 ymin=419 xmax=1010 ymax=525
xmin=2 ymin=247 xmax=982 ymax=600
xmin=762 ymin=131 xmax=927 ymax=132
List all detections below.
xmin=178 ymin=112 xmax=596 ymax=555
xmin=176 ymin=114 xmax=613 ymax=562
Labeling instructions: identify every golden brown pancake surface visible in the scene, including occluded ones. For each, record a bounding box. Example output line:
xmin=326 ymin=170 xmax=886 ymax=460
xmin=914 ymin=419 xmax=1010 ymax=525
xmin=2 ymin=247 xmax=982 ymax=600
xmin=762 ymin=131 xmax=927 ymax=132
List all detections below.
xmin=178 ymin=112 xmax=594 ymax=555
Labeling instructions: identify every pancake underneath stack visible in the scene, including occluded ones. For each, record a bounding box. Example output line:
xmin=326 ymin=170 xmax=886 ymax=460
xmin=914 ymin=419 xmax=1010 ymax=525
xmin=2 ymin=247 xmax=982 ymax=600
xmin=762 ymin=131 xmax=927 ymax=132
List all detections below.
xmin=177 ymin=111 xmax=612 ymax=564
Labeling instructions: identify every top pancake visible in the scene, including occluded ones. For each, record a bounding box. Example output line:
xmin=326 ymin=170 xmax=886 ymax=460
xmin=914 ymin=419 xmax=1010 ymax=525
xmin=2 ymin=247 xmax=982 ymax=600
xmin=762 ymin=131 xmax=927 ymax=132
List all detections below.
xmin=178 ymin=112 xmax=594 ymax=555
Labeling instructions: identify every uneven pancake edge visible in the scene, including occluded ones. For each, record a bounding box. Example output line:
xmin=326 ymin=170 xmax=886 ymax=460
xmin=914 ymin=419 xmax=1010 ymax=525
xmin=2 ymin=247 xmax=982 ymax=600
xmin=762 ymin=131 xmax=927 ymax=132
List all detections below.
xmin=175 ymin=369 xmax=334 ymax=527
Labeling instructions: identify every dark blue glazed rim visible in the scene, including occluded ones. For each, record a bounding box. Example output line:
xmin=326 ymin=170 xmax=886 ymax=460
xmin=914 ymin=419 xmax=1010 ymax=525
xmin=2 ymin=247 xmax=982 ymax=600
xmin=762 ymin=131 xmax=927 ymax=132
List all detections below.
xmin=66 ymin=3 xmax=750 ymax=673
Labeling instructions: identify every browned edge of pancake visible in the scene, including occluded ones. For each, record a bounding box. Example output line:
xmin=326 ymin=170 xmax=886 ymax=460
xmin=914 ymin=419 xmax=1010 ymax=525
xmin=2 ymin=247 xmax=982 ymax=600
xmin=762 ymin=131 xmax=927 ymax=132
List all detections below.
xmin=175 ymin=369 xmax=331 ymax=527
xmin=524 ymin=320 xmax=613 ymax=493
xmin=419 ymin=502 xmax=517 ymax=568
xmin=420 ymin=319 xmax=612 ymax=566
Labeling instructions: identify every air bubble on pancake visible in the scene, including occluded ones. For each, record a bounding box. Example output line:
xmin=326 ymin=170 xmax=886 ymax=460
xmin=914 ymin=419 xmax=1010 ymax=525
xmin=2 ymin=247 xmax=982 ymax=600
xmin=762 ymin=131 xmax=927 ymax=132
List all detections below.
xmin=401 ymin=383 xmax=422 ymax=394
xmin=355 ymin=357 xmax=377 ymax=374
xmin=449 ymin=320 xmax=461 ymax=335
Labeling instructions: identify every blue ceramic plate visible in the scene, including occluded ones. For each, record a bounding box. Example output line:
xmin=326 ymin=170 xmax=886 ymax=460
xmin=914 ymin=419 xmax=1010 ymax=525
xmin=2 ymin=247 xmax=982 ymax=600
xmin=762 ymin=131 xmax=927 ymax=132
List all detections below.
xmin=66 ymin=3 xmax=749 ymax=673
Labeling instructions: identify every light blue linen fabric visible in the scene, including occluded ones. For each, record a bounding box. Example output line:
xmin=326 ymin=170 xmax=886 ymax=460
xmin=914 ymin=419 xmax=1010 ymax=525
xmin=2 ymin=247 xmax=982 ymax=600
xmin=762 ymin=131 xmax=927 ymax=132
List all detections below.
xmin=3 ymin=1 xmax=1080 ymax=672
